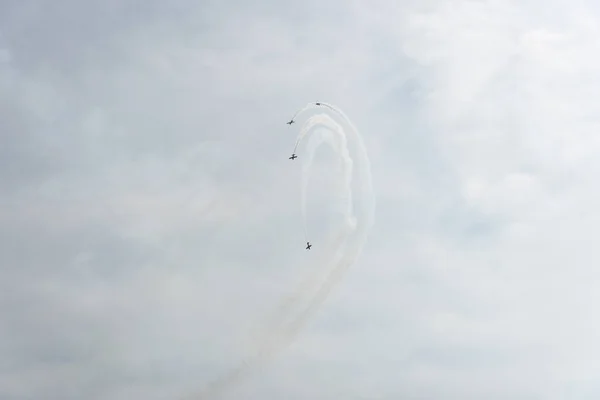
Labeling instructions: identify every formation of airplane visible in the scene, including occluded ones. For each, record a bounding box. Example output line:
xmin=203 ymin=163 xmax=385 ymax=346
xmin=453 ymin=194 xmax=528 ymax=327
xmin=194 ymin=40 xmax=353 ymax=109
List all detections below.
xmin=287 ymin=110 xmax=318 ymax=250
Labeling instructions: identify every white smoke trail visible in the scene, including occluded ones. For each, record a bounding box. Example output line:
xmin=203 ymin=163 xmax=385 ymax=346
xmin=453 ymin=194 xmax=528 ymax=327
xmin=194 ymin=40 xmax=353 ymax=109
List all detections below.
xmin=258 ymin=109 xmax=364 ymax=343
xmin=191 ymin=103 xmax=374 ymax=400
xmin=289 ymin=101 xmax=330 ymax=122
xmin=302 ymin=117 xmax=355 ymax=231
xmin=269 ymin=106 xmax=373 ymax=348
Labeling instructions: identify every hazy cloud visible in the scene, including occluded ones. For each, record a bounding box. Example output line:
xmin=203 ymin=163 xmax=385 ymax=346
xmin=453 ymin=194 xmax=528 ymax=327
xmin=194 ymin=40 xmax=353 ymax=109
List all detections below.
xmin=2 ymin=0 xmax=600 ymax=399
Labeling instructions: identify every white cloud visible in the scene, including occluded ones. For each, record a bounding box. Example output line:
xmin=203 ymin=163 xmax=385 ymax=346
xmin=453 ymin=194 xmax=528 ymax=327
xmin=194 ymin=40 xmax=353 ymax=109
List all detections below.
xmin=3 ymin=0 xmax=600 ymax=399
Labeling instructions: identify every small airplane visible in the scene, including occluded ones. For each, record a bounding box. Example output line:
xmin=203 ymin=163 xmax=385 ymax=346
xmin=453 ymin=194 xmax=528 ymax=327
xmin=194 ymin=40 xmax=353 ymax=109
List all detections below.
xmin=306 ymin=242 xmax=312 ymax=250
xmin=287 ymin=119 xmax=295 ymax=125
xmin=289 ymin=154 xmax=297 ymax=160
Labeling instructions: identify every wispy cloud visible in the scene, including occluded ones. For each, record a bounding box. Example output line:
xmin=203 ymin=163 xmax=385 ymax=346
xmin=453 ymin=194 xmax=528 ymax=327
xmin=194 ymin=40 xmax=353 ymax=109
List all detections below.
xmin=2 ymin=0 xmax=600 ymax=399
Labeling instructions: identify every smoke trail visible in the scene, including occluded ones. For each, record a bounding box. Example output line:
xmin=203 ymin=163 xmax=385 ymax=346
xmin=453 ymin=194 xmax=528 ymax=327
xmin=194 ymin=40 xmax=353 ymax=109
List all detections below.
xmin=262 ymin=106 xmax=374 ymax=353
xmin=256 ymin=110 xmax=364 ymax=345
xmin=300 ymin=116 xmax=356 ymax=240
xmin=191 ymin=104 xmax=374 ymax=400
xmin=289 ymin=101 xmax=330 ymax=123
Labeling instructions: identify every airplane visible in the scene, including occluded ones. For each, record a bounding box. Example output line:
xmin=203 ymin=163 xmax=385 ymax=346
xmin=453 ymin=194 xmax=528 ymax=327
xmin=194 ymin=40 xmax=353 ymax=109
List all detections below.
xmin=287 ymin=119 xmax=295 ymax=125
xmin=306 ymin=242 xmax=312 ymax=250
xmin=289 ymin=154 xmax=297 ymax=160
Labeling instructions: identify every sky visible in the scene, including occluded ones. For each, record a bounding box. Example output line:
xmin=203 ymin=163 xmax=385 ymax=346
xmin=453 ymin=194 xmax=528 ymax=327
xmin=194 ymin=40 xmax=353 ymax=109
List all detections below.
xmin=2 ymin=0 xmax=600 ymax=399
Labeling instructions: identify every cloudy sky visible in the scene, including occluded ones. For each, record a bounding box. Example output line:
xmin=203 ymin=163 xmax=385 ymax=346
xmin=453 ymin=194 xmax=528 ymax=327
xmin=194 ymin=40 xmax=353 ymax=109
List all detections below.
xmin=3 ymin=0 xmax=600 ymax=399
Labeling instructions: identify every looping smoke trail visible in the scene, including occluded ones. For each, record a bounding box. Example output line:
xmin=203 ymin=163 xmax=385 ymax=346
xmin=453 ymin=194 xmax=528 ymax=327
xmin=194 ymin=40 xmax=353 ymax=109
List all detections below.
xmin=191 ymin=103 xmax=374 ymax=400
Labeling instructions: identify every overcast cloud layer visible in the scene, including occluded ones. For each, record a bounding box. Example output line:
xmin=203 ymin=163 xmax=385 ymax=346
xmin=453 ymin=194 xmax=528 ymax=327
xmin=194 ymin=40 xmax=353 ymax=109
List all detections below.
xmin=3 ymin=0 xmax=600 ymax=399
